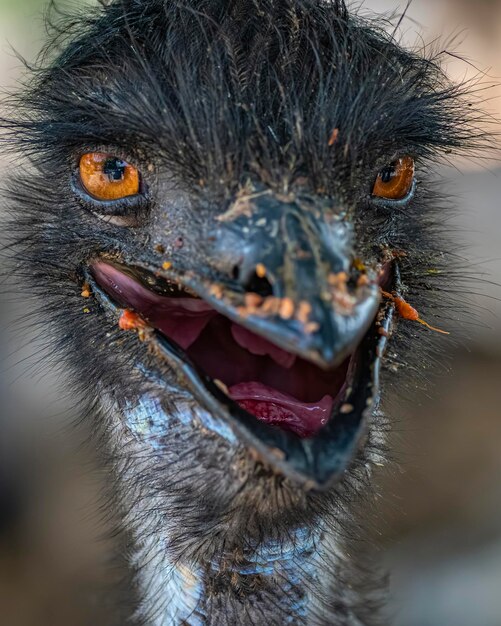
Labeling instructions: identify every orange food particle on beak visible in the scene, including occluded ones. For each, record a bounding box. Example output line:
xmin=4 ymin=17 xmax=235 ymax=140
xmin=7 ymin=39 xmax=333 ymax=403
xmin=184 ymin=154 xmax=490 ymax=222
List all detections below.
xmin=279 ymin=297 xmax=295 ymax=320
xmin=255 ymin=263 xmax=267 ymax=278
xmin=119 ymin=310 xmax=147 ymax=331
xmin=244 ymin=292 xmax=263 ymax=309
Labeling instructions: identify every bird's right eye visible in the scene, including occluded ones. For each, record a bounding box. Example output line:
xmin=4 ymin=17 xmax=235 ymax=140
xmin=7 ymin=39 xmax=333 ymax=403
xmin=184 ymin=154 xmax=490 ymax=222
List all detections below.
xmin=79 ymin=152 xmax=141 ymax=201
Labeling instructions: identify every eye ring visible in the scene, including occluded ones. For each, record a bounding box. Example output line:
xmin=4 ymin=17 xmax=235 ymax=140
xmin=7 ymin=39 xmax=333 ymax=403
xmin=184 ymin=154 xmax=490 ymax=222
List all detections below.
xmin=79 ymin=152 xmax=141 ymax=201
xmin=372 ymin=156 xmax=415 ymax=201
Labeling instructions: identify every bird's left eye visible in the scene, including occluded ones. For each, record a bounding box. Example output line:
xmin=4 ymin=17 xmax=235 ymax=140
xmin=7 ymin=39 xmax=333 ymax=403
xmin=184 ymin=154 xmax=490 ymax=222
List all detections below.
xmin=372 ymin=156 xmax=414 ymax=200
xmin=79 ymin=152 xmax=141 ymax=201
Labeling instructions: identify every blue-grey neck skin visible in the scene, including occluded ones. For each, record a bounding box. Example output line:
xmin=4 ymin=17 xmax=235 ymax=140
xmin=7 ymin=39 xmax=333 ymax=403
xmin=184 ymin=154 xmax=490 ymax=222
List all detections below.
xmin=112 ymin=389 xmax=332 ymax=626
xmin=182 ymin=526 xmax=320 ymax=626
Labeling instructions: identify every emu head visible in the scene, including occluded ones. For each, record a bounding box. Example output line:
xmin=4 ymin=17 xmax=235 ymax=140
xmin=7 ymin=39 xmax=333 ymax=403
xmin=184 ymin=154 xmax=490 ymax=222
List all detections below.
xmin=3 ymin=0 xmax=482 ymax=623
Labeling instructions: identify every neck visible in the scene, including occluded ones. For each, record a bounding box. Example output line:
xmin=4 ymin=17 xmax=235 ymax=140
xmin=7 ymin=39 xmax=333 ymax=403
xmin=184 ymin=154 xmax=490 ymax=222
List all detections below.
xmin=110 ymin=390 xmax=382 ymax=626
xmin=135 ymin=523 xmax=324 ymax=626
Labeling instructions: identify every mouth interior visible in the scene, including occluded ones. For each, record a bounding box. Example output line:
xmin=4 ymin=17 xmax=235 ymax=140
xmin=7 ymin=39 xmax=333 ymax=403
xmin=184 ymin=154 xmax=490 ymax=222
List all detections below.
xmin=92 ymin=262 xmax=354 ymax=438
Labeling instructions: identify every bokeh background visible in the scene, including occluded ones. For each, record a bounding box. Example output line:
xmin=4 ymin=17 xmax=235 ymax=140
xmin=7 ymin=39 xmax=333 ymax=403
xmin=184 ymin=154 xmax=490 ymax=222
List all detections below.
xmin=1 ymin=1 xmax=500 ymax=625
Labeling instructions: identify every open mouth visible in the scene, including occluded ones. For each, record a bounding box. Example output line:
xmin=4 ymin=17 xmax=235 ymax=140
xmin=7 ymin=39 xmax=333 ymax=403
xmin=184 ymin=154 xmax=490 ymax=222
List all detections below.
xmin=86 ymin=260 xmax=395 ymax=489
xmin=92 ymin=262 xmax=352 ymax=439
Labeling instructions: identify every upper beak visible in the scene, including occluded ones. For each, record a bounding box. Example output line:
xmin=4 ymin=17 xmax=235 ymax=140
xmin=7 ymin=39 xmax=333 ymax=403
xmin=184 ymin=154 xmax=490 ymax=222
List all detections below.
xmin=194 ymin=190 xmax=381 ymax=368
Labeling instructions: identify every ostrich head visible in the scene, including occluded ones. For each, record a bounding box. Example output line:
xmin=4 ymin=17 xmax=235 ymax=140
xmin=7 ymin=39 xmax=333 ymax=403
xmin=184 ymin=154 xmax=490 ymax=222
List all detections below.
xmin=2 ymin=0 xmax=482 ymax=623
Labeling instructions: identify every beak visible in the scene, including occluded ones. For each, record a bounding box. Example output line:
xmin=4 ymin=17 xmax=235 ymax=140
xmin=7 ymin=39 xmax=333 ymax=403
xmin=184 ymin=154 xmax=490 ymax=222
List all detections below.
xmin=199 ymin=190 xmax=380 ymax=368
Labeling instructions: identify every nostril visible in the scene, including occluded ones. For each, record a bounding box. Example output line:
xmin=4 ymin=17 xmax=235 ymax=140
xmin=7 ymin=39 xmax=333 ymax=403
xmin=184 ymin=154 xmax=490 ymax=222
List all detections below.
xmin=232 ymin=265 xmax=240 ymax=281
xmin=244 ymin=270 xmax=274 ymax=298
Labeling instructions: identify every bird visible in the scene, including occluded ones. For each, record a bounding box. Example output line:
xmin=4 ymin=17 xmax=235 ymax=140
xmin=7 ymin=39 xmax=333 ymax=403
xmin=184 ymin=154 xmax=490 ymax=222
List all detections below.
xmin=1 ymin=0 xmax=485 ymax=624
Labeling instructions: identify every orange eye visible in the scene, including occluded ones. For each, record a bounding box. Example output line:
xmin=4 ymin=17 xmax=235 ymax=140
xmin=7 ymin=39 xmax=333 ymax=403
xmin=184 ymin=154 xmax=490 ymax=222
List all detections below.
xmin=79 ymin=152 xmax=140 ymax=201
xmin=372 ymin=156 xmax=415 ymax=200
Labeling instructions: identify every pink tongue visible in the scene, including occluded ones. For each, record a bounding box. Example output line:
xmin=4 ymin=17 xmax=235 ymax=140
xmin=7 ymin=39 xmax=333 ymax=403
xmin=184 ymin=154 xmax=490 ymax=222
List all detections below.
xmin=229 ymin=382 xmax=333 ymax=438
xmin=231 ymin=324 xmax=296 ymax=369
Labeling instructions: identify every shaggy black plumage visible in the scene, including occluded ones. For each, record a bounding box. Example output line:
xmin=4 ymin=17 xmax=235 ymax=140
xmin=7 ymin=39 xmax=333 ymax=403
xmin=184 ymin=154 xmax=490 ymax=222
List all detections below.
xmin=1 ymin=0 xmax=487 ymax=624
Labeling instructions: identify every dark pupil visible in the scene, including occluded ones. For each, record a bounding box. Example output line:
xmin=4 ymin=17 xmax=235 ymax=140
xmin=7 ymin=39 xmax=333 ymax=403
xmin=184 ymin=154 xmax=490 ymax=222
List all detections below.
xmin=380 ymin=165 xmax=396 ymax=184
xmin=103 ymin=158 xmax=127 ymax=182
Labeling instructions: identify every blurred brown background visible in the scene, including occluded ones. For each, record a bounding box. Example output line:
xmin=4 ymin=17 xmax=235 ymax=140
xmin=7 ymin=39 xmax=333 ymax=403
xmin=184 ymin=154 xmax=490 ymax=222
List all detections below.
xmin=1 ymin=1 xmax=500 ymax=625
